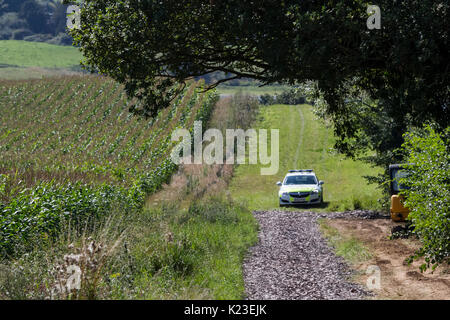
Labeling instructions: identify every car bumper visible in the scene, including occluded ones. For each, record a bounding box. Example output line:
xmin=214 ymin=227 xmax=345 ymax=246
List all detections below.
xmin=279 ymin=194 xmax=321 ymax=205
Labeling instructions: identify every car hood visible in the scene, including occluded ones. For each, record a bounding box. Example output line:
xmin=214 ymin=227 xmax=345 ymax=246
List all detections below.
xmin=279 ymin=184 xmax=319 ymax=194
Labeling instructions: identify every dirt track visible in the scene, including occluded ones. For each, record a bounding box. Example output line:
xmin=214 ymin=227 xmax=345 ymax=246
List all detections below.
xmin=243 ymin=210 xmax=385 ymax=300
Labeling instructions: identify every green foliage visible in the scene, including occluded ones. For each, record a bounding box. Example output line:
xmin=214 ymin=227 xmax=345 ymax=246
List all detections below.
xmin=0 ymin=181 xmax=139 ymax=257
xmin=68 ymin=1 xmax=449 ymax=199
xmin=0 ymin=0 xmax=71 ymax=43
xmin=19 ymin=0 xmax=47 ymax=33
xmin=188 ymin=197 xmax=239 ymax=224
xmin=401 ymin=125 xmax=450 ymax=270
xmin=68 ymin=1 xmax=449 ymax=137
xmin=260 ymin=88 xmax=307 ymax=106
xmin=0 ymin=195 xmax=259 ymax=299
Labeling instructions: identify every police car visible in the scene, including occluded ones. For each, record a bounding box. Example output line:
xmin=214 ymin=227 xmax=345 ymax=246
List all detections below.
xmin=276 ymin=170 xmax=324 ymax=206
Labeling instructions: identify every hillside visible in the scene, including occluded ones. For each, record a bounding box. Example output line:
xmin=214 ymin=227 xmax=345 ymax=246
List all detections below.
xmin=0 ymin=40 xmax=83 ymax=80
xmin=0 ymin=0 xmax=71 ymax=45
xmin=0 ymin=40 xmax=81 ymax=68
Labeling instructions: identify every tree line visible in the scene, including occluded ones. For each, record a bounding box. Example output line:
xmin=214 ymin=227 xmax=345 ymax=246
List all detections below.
xmin=0 ymin=0 xmax=72 ymax=45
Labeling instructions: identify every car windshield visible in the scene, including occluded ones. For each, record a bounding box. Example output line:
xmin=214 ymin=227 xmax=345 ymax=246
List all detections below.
xmin=284 ymin=175 xmax=317 ymax=185
xmin=392 ymin=169 xmax=410 ymax=192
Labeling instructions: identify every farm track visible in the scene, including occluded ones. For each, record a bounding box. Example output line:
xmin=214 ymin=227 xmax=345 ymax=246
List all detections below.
xmin=243 ymin=210 xmax=386 ymax=300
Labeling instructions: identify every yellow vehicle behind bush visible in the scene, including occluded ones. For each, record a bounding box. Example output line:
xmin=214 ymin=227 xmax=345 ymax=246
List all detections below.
xmin=389 ymin=164 xmax=410 ymax=222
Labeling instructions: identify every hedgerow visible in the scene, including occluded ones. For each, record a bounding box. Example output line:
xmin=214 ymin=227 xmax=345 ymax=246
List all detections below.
xmin=401 ymin=125 xmax=450 ymax=270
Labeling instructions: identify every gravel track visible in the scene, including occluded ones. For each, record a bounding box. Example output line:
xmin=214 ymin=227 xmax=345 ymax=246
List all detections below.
xmin=243 ymin=210 xmax=387 ymax=300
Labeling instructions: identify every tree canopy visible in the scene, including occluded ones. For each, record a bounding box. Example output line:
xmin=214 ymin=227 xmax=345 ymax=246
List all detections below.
xmin=0 ymin=0 xmax=71 ymax=42
xmin=68 ymin=0 xmax=449 ymax=157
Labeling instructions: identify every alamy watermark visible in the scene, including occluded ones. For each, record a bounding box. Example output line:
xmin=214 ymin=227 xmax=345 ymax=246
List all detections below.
xmin=66 ymin=5 xmax=81 ymax=30
xmin=171 ymin=121 xmax=279 ymax=175
xmin=366 ymin=265 xmax=381 ymax=290
xmin=367 ymin=5 xmax=381 ymax=30
xmin=68 ymin=4 xmax=380 ymax=31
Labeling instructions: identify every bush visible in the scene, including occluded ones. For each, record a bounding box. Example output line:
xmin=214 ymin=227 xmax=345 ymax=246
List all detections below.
xmin=45 ymin=33 xmax=73 ymax=46
xmin=259 ymin=88 xmax=307 ymax=105
xmin=259 ymin=94 xmax=275 ymax=106
xmin=401 ymin=125 xmax=450 ymax=270
xmin=11 ymin=28 xmax=32 ymax=40
xmin=0 ymin=181 xmax=142 ymax=257
xmin=22 ymin=33 xmax=53 ymax=43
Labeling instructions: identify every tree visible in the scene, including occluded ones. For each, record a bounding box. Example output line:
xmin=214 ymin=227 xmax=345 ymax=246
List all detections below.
xmin=401 ymin=125 xmax=450 ymax=270
xmin=19 ymin=0 xmax=48 ymax=33
xmin=0 ymin=1 xmax=7 ymax=15
xmin=49 ymin=2 xmax=69 ymax=35
xmin=3 ymin=0 xmax=26 ymax=13
xmin=67 ymin=1 xmax=449 ymax=160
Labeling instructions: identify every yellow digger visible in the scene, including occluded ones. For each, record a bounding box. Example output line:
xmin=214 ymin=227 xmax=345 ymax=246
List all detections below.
xmin=389 ymin=164 xmax=410 ymax=222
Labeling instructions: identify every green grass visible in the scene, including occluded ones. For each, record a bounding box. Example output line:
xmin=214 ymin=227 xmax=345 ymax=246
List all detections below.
xmin=318 ymin=219 xmax=372 ymax=264
xmin=130 ymin=199 xmax=258 ymax=299
xmin=0 ymin=40 xmax=82 ymax=68
xmin=229 ymin=104 xmax=383 ymax=212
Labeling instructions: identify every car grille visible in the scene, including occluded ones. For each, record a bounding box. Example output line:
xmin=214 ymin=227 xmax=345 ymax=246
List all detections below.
xmin=289 ymin=192 xmax=311 ymax=198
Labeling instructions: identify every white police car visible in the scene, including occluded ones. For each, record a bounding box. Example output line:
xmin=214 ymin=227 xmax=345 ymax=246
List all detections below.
xmin=276 ymin=170 xmax=324 ymax=207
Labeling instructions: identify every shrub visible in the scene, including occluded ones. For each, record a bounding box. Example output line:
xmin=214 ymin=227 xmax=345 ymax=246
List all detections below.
xmin=276 ymin=88 xmax=306 ymax=105
xmin=259 ymin=88 xmax=307 ymax=105
xmin=259 ymin=94 xmax=275 ymax=106
xmin=11 ymin=28 xmax=32 ymax=40
xmin=22 ymin=33 xmax=53 ymax=42
xmin=401 ymin=125 xmax=450 ymax=270
xmin=0 ymin=181 xmax=141 ymax=257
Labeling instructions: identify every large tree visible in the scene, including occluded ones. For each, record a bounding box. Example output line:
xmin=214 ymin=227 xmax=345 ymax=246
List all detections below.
xmin=19 ymin=0 xmax=48 ymax=33
xmin=67 ymin=0 xmax=449 ymax=158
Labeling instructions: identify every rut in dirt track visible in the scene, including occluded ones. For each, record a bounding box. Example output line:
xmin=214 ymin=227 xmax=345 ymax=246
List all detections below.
xmin=243 ymin=210 xmax=384 ymax=300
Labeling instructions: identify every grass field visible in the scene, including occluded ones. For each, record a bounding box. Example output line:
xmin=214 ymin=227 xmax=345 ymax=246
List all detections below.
xmin=0 ymin=40 xmax=82 ymax=68
xmin=229 ymin=104 xmax=383 ymax=212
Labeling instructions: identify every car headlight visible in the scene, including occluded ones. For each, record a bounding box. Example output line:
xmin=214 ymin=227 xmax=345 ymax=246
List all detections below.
xmin=312 ymin=190 xmax=319 ymax=194
xmin=281 ymin=192 xmax=290 ymax=200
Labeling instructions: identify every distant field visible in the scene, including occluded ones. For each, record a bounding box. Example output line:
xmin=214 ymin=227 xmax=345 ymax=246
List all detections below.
xmin=0 ymin=66 xmax=81 ymax=80
xmin=229 ymin=104 xmax=383 ymax=212
xmin=217 ymin=84 xmax=291 ymax=96
xmin=0 ymin=40 xmax=82 ymax=68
